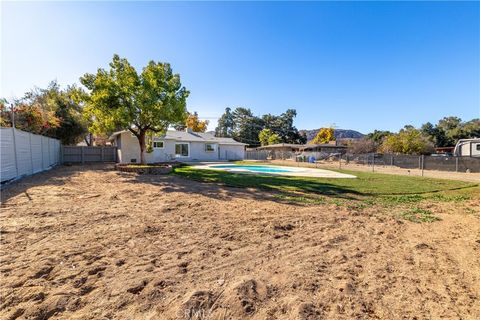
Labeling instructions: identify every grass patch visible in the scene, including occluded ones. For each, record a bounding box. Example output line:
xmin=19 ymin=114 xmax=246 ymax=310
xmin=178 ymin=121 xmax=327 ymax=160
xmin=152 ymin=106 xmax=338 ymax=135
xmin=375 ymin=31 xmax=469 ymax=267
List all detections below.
xmin=464 ymin=207 xmax=476 ymax=215
xmin=378 ymin=194 xmax=424 ymax=205
xmin=173 ymin=165 xmax=476 ymax=198
xmin=273 ymin=194 xmax=326 ymax=205
xmin=174 ymin=164 xmax=478 ymax=223
xmin=399 ymin=208 xmax=440 ymax=223
xmin=428 ymin=194 xmax=471 ymax=202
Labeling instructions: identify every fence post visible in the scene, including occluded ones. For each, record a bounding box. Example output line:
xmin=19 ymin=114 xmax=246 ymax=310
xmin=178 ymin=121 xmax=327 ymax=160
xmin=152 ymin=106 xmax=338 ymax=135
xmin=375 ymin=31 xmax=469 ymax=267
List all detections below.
xmin=47 ymin=138 xmax=49 ymax=167
xmin=81 ymin=147 xmax=85 ymax=164
xmin=372 ymin=153 xmax=375 ymax=172
xmin=11 ymin=127 xmax=19 ymax=178
xmin=40 ymin=136 xmax=44 ymax=169
xmin=390 ymin=155 xmax=394 ymax=167
xmin=101 ymin=147 xmax=104 ymax=162
xmin=455 ymin=157 xmax=458 ymax=172
xmin=28 ymin=132 xmax=34 ymax=174
xmin=421 ymin=155 xmax=424 ymax=177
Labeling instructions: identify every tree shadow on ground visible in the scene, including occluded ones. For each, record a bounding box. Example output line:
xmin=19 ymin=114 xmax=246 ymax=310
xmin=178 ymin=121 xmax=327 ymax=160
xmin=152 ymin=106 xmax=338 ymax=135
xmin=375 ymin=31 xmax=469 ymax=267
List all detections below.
xmin=125 ymin=167 xmax=362 ymax=204
xmin=174 ymin=168 xmax=362 ymax=197
xmin=1 ymin=164 xmax=361 ymax=208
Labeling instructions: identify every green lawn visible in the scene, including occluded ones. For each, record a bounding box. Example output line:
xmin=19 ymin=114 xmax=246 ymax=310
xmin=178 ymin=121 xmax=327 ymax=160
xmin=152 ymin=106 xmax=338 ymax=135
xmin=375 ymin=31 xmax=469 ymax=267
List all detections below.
xmin=173 ymin=165 xmax=477 ymax=198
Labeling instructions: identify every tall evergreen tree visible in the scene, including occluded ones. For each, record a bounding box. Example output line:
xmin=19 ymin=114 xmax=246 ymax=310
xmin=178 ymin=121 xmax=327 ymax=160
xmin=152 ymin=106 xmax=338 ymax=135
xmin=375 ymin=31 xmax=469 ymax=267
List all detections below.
xmin=231 ymin=107 xmax=263 ymax=146
xmin=215 ymin=107 xmax=235 ymax=137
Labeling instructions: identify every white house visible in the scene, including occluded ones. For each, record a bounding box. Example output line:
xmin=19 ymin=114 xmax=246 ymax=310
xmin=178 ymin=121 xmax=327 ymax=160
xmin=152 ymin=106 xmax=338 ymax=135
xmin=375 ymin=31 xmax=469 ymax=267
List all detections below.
xmin=109 ymin=129 xmax=246 ymax=163
xmin=453 ymin=138 xmax=480 ymax=157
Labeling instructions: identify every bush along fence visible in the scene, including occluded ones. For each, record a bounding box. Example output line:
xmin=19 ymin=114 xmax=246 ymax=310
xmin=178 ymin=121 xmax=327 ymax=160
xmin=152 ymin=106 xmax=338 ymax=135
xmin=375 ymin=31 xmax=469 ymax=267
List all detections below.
xmin=1 ymin=127 xmax=61 ymax=183
xmin=245 ymin=150 xmax=480 ymax=173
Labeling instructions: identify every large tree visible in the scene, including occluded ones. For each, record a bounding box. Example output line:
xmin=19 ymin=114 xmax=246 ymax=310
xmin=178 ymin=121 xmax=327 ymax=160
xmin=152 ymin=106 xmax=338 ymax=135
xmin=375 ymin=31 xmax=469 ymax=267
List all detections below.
xmin=173 ymin=111 xmax=209 ymax=132
xmin=1 ymin=82 xmax=87 ymax=144
xmin=262 ymin=109 xmax=305 ymax=144
xmin=215 ymin=107 xmax=305 ymax=145
xmin=380 ymin=126 xmax=434 ymax=155
xmin=186 ymin=112 xmax=209 ymax=132
xmin=310 ymin=127 xmax=335 ymax=144
xmin=258 ymin=128 xmax=281 ymax=146
xmin=231 ymin=107 xmax=264 ymax=146
xmin=366 ymin=130 xmax=392 ymax=145
xmin=40 ymin=82 xmax=88 ymax=145
xmin=215 ymin=107 xmax=235 ymax=137
xmin=421 ymin=117 xmax=480 ymax=147
xmin=81 ymin=55 xmax=189 ymax=163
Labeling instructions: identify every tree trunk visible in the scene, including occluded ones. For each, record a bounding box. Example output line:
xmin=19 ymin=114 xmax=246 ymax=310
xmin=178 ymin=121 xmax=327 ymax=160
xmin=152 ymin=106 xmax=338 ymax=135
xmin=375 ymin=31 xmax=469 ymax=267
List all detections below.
xmin=84 ymin=133 xmax=93 ymax=146
xmin=137 ymin=130 xmax=147 ymax=164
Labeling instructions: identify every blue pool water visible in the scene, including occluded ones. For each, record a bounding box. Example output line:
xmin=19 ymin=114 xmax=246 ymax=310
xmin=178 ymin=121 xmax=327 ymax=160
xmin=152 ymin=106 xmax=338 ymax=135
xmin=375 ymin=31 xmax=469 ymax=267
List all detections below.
xmin=210 ymin=164 xmax=294 ymax=173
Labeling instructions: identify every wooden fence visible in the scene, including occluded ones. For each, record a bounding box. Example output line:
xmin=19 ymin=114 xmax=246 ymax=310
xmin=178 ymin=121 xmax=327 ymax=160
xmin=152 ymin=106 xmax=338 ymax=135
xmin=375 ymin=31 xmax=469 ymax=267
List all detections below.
xmin=62 ymin=146 xmax=117 ymax=163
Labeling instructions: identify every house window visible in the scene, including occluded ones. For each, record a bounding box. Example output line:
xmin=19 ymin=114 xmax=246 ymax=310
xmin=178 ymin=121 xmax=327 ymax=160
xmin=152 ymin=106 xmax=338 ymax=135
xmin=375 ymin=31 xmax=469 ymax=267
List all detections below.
xmin=153 ymin=141 xmax=164 ymax=149
xmin=175 ymin=143 xmax=189 ymax=157
xmin=205 ymin=143 xmax=216 ymax=152
xmin=476 ymin=144 xmax=480 ymax=151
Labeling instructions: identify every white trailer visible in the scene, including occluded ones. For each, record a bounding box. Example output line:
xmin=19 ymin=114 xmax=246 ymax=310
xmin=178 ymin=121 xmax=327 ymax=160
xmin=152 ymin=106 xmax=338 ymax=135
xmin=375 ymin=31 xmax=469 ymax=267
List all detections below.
xmin=453 ymin=138 xmax=480 ymax=157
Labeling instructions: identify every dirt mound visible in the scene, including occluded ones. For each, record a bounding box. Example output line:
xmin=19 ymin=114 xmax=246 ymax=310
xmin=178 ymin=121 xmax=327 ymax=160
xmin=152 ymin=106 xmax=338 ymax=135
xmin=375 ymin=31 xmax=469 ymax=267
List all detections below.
xmin=219 ymin=278 xmax=268 ymax=317
xmin=298 ymin=302 xmax=323 ymax=320
xmin=181 ymin=290 xmax=216 ymax=319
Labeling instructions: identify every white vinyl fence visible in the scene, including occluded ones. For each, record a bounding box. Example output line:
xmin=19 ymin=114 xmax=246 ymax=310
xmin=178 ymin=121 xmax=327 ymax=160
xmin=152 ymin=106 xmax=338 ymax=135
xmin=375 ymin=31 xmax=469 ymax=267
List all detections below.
xmin=1 ymin=127 xmax=61 ymax=183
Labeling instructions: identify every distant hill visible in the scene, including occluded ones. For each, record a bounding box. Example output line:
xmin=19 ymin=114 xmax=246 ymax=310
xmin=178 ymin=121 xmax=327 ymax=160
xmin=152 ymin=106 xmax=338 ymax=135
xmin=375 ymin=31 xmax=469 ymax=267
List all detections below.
xmin=299 ymin=129 xmax=364 ymax=142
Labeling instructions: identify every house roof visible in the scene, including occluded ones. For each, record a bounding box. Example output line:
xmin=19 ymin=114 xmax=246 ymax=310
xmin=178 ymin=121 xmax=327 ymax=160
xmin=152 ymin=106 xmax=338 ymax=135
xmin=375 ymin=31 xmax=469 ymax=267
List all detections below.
xmin=301 ymin=144 xmax=347 ymax=150
xmin=109 ymin=130 xmax=246 ymax=145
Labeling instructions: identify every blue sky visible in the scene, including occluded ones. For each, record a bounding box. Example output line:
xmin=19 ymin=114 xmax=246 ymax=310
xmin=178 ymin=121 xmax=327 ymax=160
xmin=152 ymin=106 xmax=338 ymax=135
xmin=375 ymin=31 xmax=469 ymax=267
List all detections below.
xmin=1 ymin=1 xmax=479 ymax=133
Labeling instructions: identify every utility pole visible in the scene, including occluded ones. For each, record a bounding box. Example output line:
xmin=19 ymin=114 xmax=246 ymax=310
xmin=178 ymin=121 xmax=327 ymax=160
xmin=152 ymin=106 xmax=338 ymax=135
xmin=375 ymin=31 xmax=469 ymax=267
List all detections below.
xmin=10 ymin=104 xmax=19 ymax=177
xmin=10 ymin=104 xmax=15 ymax=128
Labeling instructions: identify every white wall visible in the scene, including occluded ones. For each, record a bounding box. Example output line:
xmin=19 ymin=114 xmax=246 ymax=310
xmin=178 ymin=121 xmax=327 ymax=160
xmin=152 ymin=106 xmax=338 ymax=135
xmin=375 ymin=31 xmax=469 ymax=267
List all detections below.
xmin=116 ymin=132 xmax=141 ymax=163
xmin=0 ymin=127 xmax=61 ymax=183
xmin=1 ymin=128 xmax=17 ymax=181
xmin=219 ymin=144 xmax=245 ymax=160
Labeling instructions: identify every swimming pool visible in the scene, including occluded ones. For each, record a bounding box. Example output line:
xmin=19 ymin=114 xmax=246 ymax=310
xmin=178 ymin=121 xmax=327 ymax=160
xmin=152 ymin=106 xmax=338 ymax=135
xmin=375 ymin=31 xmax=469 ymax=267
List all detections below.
xmin=194 ymin=163 xmax=357 ymax=179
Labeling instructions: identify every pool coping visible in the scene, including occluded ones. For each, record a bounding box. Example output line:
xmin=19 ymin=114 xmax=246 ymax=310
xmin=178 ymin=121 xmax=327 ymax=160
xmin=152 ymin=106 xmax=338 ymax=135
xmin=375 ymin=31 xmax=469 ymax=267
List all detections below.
xmin=190 ymin=162 xmax=357 ymax=179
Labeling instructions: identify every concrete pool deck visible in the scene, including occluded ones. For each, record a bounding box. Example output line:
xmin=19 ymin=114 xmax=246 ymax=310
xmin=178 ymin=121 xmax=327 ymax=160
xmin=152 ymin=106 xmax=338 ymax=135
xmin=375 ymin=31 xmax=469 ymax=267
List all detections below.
xmin=190 ymin=162 xmax=357 ymax=179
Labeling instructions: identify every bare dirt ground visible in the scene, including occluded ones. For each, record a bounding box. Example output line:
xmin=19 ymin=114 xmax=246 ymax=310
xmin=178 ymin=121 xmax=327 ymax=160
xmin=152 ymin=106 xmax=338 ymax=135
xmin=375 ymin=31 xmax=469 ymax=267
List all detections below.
xmin=1 ymin=164 xmax=480 ymax=320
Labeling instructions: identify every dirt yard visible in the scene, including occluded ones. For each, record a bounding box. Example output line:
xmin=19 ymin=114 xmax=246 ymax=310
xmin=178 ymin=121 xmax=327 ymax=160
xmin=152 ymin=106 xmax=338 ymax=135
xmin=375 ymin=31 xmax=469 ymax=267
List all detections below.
xmin=1 ymin=165 xmax=479 ymax=320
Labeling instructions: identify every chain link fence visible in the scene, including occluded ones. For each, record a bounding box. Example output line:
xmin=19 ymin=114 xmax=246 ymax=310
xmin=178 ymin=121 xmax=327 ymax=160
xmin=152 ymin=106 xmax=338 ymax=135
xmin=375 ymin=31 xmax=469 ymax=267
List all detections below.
xmin=245 ymin=150 xmax=480 ymax=173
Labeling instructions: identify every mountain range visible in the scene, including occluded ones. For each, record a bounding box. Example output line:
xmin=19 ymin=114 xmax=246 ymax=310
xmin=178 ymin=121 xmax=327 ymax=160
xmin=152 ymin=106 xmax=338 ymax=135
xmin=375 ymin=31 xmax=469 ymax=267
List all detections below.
xmin=299 ymin=129 xmax=364 ymax=141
